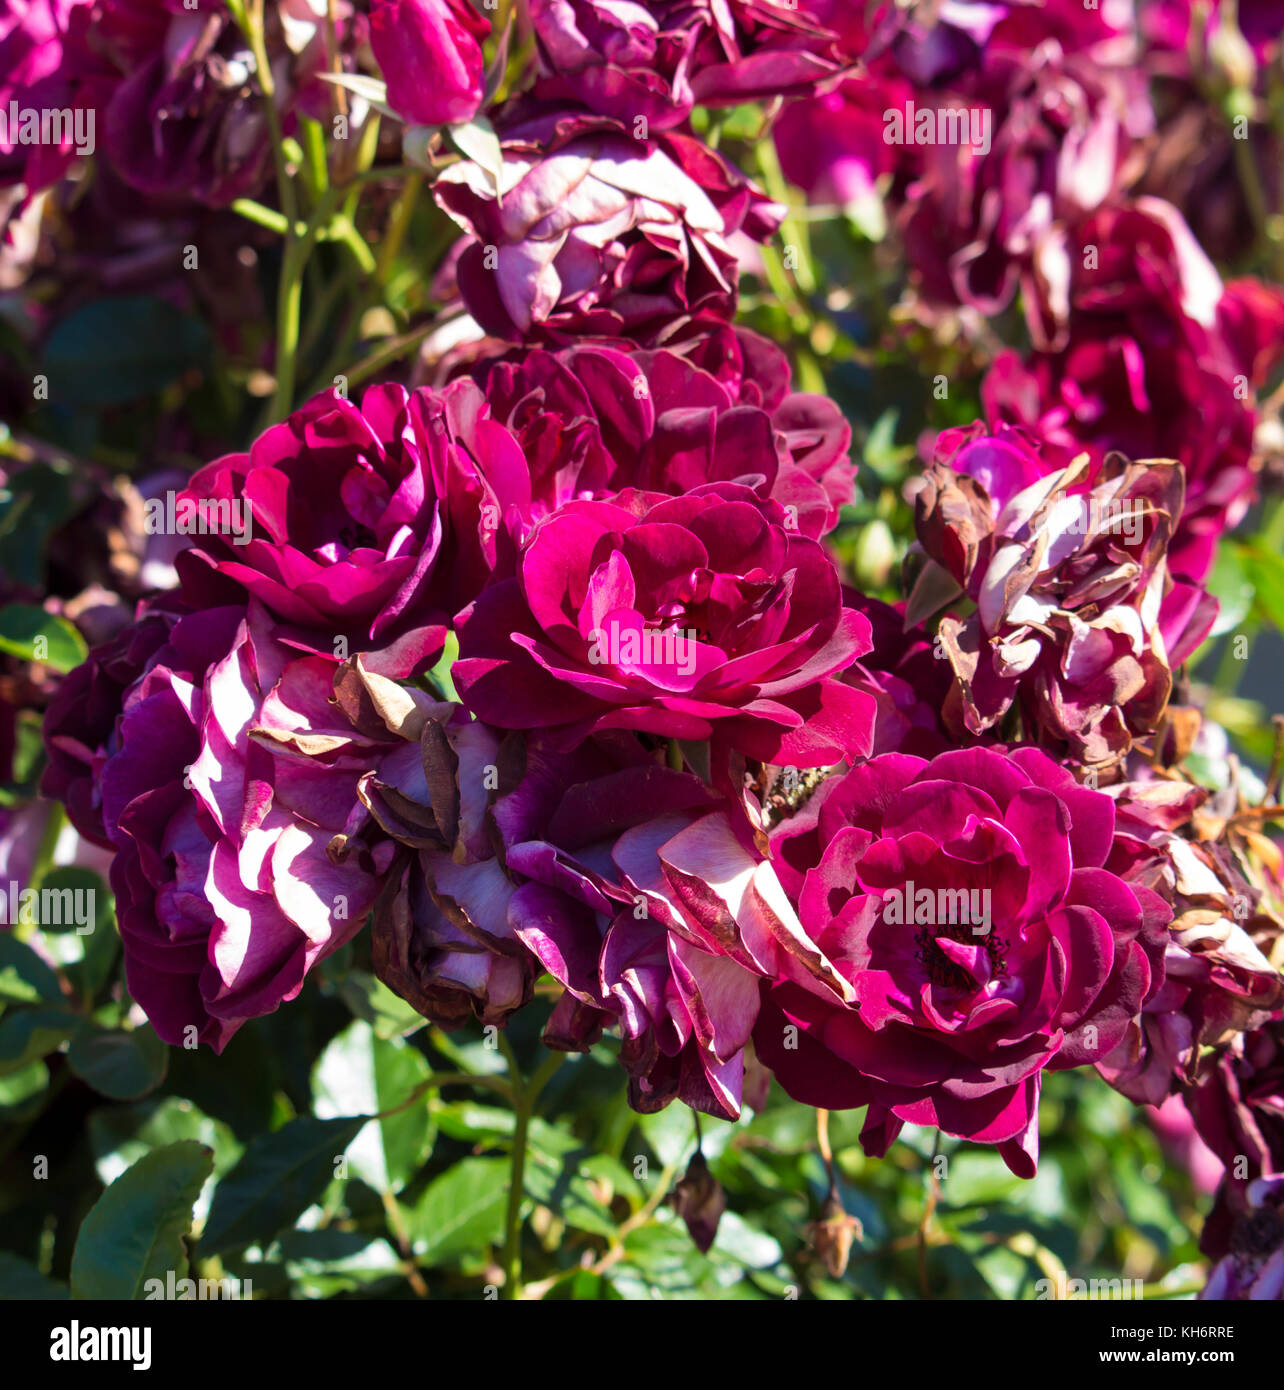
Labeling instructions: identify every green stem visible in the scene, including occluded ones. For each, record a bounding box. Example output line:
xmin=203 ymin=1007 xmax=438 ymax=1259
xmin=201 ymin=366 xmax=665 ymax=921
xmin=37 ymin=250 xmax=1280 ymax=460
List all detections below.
xmin=29 ymin=802 xmax=65 ymax=892
xmin=231 ymin=198 xmax=293 ymax=236
xmin=330 ymin=216 xmax=378 ymax=276
xmin=499 ymin=1044 xmax=565 ymax=1300
xmin=270 ymin=236 xmax=309 ymax=422
xmin=237 ymin=0 xmax=297 ymax=225
xmin=301 ymin=117 xmax=330 ymax=203
xmin=377 ymin=173 xmax=424 ymax=284
xmin=266 ymin=188 xmax=349 ymax=423
xmin=343 ymin=115 xmax=383 ymax=223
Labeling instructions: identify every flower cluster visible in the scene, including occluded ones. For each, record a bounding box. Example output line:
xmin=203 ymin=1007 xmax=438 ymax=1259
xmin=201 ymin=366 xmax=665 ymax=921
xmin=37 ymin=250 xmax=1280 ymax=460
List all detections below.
xmin=11 ymin=0 xmax=1284 ymax=1296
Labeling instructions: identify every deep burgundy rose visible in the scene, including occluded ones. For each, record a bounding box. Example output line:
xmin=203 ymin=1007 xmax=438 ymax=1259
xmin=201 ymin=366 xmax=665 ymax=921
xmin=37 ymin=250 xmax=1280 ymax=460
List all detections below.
xmin=40 ymin=598 xmax=181 ymax=847
xmin=984 ymin=201 xmax=1283 ymax=583
xmin=433 ymin=106 xmax=783 ymax=345
xmin=911 ymin=429 xmax=1217 ymax=768
xmin=454 ymin=482 xmax=874 ymax=767
xmin=899 ymin=46 xmax=1151 ymax=317
xmin=369 ymin=0 xmax=489 ymax=128
xmin=66 ymin=0 xmax=337 ymax=206
xmin=1201 ymin=1177 xmax=1284 ymax=1300
xmin=466 ymin=335 xmax=853 ymax=542
xmin=501 ymin=734 xmax=851 ymax=1117
xmin=0 ymin=0 xmax=90 ymax=201
xmin=777 ymin=0 xmax=1146 ymax=308
xmin=755 ymin=746 xmax=1168 ymax=1176
xmin=95 ymin=602 xmax=393 ymax=1049
xmin=174 ymin=383 xmax=507 ymax=679
xmin=1188 ymin=1019 xmax=1284 ymax=1181
xmin=528 ymin=0 xmax=847 ymax=131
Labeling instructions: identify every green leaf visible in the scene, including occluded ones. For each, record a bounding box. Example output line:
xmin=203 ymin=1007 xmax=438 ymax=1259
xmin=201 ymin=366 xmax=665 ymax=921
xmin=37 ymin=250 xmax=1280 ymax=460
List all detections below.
xmin=524 ymin=1150 xmax=619 ymax=1238
xmin=1206 ymin=543 xmax=1255 ymax=637
xmin=69 ymin=1141 xmax=213 ymax=1300
xmin=407 ymin=1157 xmax=509 ymax=1263
xmin=0 ymin=1252 xmax=68 ymax=1300
xmin=334 ymin=969 xmax=429 ymax=1040
xmin=280 ymin=1231 xmax=403 ymax=1297
xmin=25 ymin=866 xmax=109 ymax=933
xmin=89 ymin=1096 xmax=243 ymax=1205
xmin=0 ymin=1058 xmax=49 ymax=1112
xmin=711 ymin=1211 xmax=784 ymax=1269
xmin=0 ymin=935 xmax=65 ymax=1006
xmin=1241 ymin=544 xmax=1284 ymax=633
xmin=448 ymin=116 xmax=504 ymax=199
xmin=607 ymin=1221 xmax=714 ymax=1300
xmin=43 ymin=297 xmax=211 ymax=408
xmin=311 ymin=1020 xmax=434 ymax=1191
xmin=199 ymin=1115 xmax=366 ymax=1256
xmin=315 ymin=71 xmax=396 ymax=120
xmin=0 ymin=1007 xmax=75 ymax=1075
xmin=0 ymin=461 xmax=80 ymax=591
xmin=0 ymin=604 xmax=87 ymax=673
xmin=68 ymin=1021 xmax=168 ymax=1101
xmin=427 ymin=630 xmax=460 ymax=703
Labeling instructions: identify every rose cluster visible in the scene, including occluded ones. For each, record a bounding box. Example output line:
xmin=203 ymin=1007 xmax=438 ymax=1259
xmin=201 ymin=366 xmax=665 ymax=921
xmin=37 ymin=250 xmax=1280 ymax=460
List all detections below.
xmin=12 ymin=0 xmax=1284 ymax=1295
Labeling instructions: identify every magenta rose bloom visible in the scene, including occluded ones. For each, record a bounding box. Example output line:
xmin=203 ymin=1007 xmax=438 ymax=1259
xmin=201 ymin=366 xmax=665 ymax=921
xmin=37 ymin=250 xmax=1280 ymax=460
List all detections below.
xmin=454 ymin=482 xmax=874 ymax=767
xmin=174 ymin=384 xmax=501 ymax=678
xmin=433 ymin=105 xmax=783 ymax=344
xmin=97 ymin=602 xmax=393 ymax=1049
xmin=528 ymin=0 xmax=846 ymax=131
xmin=0 ymin=0 xmax=90 ymax=201
xmin=755 ymin=746 xmax=1169 ymax=1176
xmin=369 ymin=0 xmax=489 ymax=128
xmin=467 ymin=335 xmax=853 ymax=542
xmin=774 ymin=70 xmax=912 ymax=231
